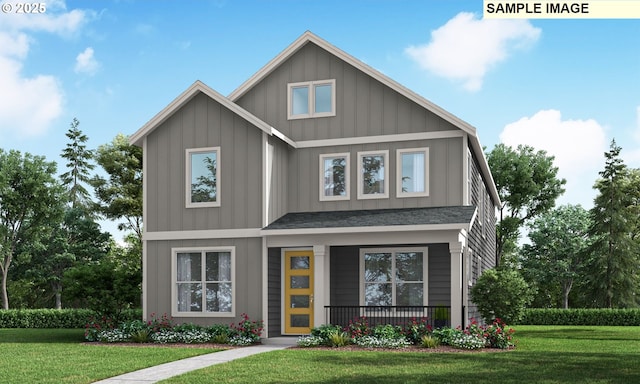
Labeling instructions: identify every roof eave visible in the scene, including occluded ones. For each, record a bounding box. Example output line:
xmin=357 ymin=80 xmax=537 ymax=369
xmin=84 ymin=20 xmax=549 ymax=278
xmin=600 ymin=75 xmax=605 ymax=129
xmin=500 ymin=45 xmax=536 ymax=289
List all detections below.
xmin=129 ymin=80 xmax=275 ymax=147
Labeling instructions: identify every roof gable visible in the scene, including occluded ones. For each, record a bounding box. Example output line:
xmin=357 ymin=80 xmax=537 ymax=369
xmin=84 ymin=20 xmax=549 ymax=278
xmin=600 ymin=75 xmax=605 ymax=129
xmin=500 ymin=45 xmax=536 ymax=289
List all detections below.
xmin=129 ymin=80 xmax=275 ymax=147
xmin=228 ymin=31 xmax=499 ymax=206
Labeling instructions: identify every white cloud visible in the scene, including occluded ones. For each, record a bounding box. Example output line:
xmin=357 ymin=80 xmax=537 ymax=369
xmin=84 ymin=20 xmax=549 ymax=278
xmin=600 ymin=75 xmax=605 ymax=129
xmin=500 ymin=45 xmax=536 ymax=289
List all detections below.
xmin=0 ymin=2 xmax=91 ymax=138
xmin=75 ymin=47 xmax=99 ymax=75
xmin=406 ymin=12 xmax=541 ymax=92
xmin=499 ymin=109 xmax=608 ymax=208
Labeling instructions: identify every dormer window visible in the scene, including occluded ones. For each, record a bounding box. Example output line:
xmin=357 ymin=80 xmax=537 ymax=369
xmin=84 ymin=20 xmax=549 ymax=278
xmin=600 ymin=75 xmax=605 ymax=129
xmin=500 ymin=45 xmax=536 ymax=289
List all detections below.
xmin=288 ymin=79 xmax=336 ymax=119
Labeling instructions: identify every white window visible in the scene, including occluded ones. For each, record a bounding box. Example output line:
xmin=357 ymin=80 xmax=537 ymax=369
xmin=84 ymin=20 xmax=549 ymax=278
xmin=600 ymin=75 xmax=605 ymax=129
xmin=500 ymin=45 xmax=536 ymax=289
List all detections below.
xmin=287 ymin=79 xmax=336 ymax=119
xmin=172 ymin=247 xmax=235 ymax=317
xmin=357 ymin=150 xmax=389 ymax=199
xmin=319 ymin=153 xmax=350 ymax=201
xmin=397 ymin=148 xmax=429 ymax=198
xmin=186 ymin=147 xmax=220 ymax=208
xmin=360 ymin=248 xmax=428 ymax=306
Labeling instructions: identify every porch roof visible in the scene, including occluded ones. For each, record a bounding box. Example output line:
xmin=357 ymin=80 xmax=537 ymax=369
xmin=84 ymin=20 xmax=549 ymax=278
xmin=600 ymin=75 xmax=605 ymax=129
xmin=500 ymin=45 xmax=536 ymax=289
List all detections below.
xmin=264 ymin=206 xmax=477 ymax=231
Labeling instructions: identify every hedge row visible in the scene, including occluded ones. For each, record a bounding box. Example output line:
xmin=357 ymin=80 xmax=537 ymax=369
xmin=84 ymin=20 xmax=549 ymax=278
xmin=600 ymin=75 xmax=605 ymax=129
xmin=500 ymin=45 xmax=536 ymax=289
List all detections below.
xmin=0 ymin=309 xmax=142 ymax=328
xmin=520 ymin=308 xmax=640 ymax=326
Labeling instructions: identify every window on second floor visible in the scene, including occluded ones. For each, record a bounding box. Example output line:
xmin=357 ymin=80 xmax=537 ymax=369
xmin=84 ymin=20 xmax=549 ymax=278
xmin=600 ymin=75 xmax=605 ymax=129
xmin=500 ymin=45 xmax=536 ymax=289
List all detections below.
xmin=319 ymin=153 xmax=350 ymax=201
xmin=186 ymin=147 xmax=220 ymax=208
xmin=358 ymin=150 xmax=389 ymax=199
xmin=397 ymin=148 xmax=429 ymax=198
xmin=288 ymin=79 xmax=336 ymax=119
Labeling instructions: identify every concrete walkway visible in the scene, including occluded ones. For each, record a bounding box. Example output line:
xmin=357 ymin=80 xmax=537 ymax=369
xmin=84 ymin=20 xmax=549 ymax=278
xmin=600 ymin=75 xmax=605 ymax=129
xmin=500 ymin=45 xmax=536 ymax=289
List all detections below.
xmin=93 ymin=344 xmax=292 ymax=384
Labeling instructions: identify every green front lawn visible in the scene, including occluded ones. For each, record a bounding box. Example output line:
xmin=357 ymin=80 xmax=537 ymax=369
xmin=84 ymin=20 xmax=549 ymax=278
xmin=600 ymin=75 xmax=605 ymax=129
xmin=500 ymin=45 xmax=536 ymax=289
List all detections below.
xmin=162 ymin=326 xmax=640 ymax=384
xmin=2 ymin=326 xmax=639 ymax=384
xmin=0 ymin=329 xmax=222 ymax=384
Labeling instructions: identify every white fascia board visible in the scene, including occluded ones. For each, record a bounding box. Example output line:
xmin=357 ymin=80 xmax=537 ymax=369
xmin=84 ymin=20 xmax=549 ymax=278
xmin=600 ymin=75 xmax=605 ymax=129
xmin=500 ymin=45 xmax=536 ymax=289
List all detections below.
xmin=144 ymin=228 xmax=263 ymax=241
xmin=228 ymin=31 xmax=477 ymax=138
xmin=296 ymin=130 xmax=463 ymax=149
xmin=130 ymin=81 xmax=273 ymax=147
xmin=468 ymin=135 xmax=502 ymax=207
xmin=270 ymin=127 xmax=297 ymax=148
xmin=261 ymin=223 xmax=470 ymax=237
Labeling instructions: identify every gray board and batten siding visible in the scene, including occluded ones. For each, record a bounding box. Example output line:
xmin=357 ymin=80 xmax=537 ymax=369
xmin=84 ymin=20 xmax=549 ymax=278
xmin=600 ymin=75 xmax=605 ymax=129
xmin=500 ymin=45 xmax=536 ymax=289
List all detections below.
xmin=145 ymin=237 xmax=263 ymax=327
xmin=145 ymin=92 xmax=264 ymax=233
xmin=235 ymin=42 xmax=459 ymax=143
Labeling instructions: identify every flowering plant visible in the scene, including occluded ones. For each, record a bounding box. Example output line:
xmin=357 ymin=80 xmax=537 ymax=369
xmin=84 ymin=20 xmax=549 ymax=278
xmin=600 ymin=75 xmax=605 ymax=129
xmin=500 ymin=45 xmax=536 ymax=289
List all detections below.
xmin=84 ymin=315 xmax=116 ymax=342
xmin=230 ymin=313 xmax=264 ymax=343
xmin=345 ymin=316 xmax=371 ymax=340
xmin=483 ymin=318 xmax=516 ymax=349
xmin=404 ymin=317 xmax=432 ymax=344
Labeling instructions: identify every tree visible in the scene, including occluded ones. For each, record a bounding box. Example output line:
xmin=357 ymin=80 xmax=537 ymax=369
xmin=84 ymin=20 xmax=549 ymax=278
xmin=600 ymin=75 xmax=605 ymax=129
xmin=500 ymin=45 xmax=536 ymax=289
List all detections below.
xmin=60 ymin=118 xmax=95 ymax=212
xmin=470 ymin=268 xmax=534 ymax=324
xmin=584 ymin=140 xmax=639 ymax=308
xmin=0 ymin=149 xmax=64 ymax=309
xmin=90 ymin=134 xmax=143 ymax=244
xmin=520 ymin=205 xmax=591 ymax=308
xmin=486 ymin=144 xmax=566 ymax=265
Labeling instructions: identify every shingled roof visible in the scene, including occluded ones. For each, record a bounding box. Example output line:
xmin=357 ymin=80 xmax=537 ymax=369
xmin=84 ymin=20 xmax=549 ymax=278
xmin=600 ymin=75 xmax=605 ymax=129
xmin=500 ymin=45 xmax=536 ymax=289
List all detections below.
xmin=263 ymin=206 xmax=477 ymax=231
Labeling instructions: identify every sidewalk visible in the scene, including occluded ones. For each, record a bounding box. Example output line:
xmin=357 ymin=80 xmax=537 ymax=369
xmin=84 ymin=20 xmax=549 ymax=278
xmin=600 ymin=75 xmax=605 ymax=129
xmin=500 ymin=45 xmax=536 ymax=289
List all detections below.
xmin=93 ymin=344 xmax=292 ymax=384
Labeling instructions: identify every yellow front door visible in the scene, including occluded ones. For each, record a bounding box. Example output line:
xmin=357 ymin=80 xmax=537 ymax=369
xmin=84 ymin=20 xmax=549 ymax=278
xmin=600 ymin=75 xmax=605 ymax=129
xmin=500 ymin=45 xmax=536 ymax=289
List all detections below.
xmin=284 ymin=250 xmax=314 ymax=334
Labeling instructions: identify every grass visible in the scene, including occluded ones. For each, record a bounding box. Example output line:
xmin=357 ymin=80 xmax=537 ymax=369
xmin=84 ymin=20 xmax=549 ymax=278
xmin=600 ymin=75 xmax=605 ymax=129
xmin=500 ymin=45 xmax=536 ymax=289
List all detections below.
xmin=0 ymin=329 xmax=222 ymax=384
xmin=2 ymin=326 xmax=639 ymax=383
xmin=161 ymin=326 xmax=640 ymax=384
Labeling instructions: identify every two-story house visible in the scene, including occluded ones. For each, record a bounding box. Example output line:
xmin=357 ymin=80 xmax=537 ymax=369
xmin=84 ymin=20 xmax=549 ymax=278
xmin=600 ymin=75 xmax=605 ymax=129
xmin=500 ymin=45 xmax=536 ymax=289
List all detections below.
xmin=129 ymin=31 xmax=500 ymax=339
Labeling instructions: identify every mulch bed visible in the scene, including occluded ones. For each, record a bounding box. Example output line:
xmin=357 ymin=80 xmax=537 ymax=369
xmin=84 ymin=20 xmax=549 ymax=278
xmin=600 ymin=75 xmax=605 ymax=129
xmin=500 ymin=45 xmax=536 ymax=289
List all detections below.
xmin=85 ymin=342 xmax=513 ymax=353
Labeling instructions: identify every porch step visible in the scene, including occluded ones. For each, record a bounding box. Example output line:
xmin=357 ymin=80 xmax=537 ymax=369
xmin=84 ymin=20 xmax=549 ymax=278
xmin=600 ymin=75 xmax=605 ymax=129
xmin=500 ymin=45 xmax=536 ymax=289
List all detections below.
xmin=261 ymin=337 xmax=299 ymax=346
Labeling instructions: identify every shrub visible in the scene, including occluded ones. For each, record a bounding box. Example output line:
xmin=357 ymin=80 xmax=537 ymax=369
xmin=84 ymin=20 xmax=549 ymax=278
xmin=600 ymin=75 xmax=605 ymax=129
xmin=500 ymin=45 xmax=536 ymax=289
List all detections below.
xmin=372 ymin=324 xmax=403 ymax=340
xmin=311 ymin=324 xmax=343 ymax=344
xmin=420 ymin=335 xmax=440 ymax=348
xmin=520 ymin=308 xmax=640 ymax=326
xmin=470 ymin=268 xmax=534 ymax=324
xmin=447 ymin=332 xmax=485 ymax=350
xmin=297 ymin=335 xmax=324 ymax=347
xmin=354 ymin=335 xmax=411 ymax=349
xmin=0 ymin=308 xmax=141 ymax=329
xmin=346 ymin=316 xmax=371 ymax=340
xmin=327 ymin=330 xmax=351 ymax=347
xmin=230 ymin=313 xmax=263 ymax=343
xmin=483 ymin=318 xmax=516 ymax=349
xmin=404 ymin=317 xmax=432 ymax=344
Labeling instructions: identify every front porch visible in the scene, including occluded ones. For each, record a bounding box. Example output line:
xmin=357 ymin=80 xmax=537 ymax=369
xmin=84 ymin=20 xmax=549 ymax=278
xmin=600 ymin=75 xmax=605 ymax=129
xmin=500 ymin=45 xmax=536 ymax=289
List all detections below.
xmin=261 ymin=206 xmax=477 ymax=338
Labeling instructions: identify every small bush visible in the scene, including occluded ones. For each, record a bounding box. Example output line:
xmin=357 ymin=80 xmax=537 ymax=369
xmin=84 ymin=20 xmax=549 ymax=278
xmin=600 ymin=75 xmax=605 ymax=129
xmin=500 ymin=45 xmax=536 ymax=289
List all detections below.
xmin=404 ymin=317 xmax=432 ymax=344
xmin=420 ymin=335 xmax=440 ymax=348
xmin=0 ymin=309 xmax=141 ymax=329
xmin=311 ymin=324 xmax=343 ymax=343
xmin=372 ymin=324 xmax=403 ymax=340
xmin=346 ymin=316 xmax=371 ymax=339
xmin=297 ymin=335 xmax=324 ymax=347
xmin=230 ymin=313 xmax=263 ymax=343
xmin=328 ymin=330 xmax=351 ymax=347
xmin=470 ymin=268 xmax=534 ymax=324
xmin=354 ymin=335 xmax=411 ymax=349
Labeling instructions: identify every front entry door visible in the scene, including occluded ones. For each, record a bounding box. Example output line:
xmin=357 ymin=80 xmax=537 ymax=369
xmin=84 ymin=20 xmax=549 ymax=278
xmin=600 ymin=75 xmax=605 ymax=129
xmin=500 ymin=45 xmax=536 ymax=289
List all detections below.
xmin=284 ymin=250 xmax=314 ymax=334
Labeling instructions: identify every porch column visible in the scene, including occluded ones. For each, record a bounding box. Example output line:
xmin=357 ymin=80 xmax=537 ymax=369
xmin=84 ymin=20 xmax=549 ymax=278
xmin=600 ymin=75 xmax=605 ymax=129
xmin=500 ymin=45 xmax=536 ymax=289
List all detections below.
xmin=313 ymin=245 xmax=329 ymax=328
xmin=449 ymin=241 xmax=464 ymax=328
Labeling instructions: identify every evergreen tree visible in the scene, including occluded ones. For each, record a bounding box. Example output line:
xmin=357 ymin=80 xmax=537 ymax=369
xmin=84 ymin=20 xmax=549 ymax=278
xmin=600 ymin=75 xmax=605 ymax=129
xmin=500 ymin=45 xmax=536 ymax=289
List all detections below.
xmin=585 ymin=140 xmax=639 ymax=308
xmin=60 ymin=118 xmax=95 ymax=212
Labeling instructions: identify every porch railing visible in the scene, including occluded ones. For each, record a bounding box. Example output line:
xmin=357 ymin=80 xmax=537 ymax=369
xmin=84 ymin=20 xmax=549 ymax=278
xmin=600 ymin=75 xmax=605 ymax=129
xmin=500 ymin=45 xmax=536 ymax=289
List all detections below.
xmin=324 ymin=306 xmax=451 ymax=329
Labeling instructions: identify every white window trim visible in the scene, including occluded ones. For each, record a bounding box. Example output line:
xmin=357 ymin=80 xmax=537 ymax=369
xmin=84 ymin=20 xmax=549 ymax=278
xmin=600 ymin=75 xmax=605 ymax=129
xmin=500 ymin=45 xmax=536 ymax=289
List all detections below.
xmin=396 ymin=147 xmax=429 ymax=198
xmin=171 ymin=246 xmax=236 ymax=318
xmin=186 ymin=147 xmax=220 ymax=208
xmin=359 ymin=247 xmax=428 ymax=307
xmin=319 ymin=153 xmax=350 ymax=201
xmin=287 ymin=79 xmax=336 ymax=120
xmin=357 ymin=150 xmax=389 ymax=200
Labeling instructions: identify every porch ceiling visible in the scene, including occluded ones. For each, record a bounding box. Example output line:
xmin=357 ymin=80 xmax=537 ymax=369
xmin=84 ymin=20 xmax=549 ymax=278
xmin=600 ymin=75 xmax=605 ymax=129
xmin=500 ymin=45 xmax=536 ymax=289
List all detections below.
xmin=263 ymin=206 xmax=476 ymax=230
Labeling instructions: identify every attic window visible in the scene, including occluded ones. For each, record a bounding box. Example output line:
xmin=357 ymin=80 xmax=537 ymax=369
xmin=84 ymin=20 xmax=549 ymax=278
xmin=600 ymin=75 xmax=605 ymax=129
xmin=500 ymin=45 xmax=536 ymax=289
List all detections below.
xmin=288 ymin=79 xmax=336 ymax=119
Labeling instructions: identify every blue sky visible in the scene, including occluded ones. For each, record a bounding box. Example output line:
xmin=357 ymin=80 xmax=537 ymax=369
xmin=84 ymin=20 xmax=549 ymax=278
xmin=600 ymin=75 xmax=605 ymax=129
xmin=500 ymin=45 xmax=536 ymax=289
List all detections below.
xmin=1 ymin=0 xmax=639 ymax=241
